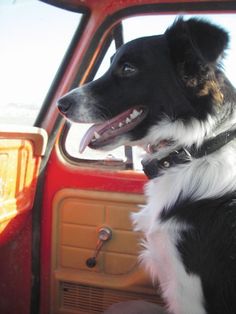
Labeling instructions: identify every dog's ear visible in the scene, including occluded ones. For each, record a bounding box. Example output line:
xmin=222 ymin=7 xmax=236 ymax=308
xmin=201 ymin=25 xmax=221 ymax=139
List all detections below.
xmin=165 ymin=17 xmax=229 ymax=65
xmin=165 ymin=18 xmax=229 ymax=105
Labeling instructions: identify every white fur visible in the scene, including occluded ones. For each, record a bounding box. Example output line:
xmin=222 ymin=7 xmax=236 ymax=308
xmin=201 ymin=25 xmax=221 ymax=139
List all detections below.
xmin=139 ymin=219 xmax=206 ymax=314
xmin=64 ymin=86 xmax=100 ymax=123
xmin=143 ymin=115 xmax=216 ymax=148
xmin=132 ymin=115 xmax=236 ymax=314
xmin=133 ymin=140 xmax=236 ymax=234
xmin=133 ymin=111 xmax=236 ymax=160
xmin=131 ymin=115 xmax=215 ymax=158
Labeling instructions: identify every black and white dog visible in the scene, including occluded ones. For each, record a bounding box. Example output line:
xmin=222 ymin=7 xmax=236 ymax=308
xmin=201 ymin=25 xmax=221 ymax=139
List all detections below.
xmin=58 ymin=18 xmax=236 ymax=314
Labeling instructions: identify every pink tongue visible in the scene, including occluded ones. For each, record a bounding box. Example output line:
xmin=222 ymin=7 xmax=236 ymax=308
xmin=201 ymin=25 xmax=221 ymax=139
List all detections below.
xmin=79 ymin=123 xmax=103 ymax=153
xmin=79 ymin=107 xmax=144 ymax=153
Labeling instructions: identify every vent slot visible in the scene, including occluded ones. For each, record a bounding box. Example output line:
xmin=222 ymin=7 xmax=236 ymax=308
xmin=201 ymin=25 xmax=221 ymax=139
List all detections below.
xmin=61 ymin=281 xmax=163 ymax=313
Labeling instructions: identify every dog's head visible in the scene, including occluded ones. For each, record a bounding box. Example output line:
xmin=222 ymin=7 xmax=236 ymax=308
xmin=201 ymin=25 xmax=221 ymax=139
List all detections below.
xmin=58 ymin=18 xmax=230 ymax=154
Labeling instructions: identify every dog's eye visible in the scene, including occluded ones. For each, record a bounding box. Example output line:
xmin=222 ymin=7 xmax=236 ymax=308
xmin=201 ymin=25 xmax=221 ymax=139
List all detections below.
xmin=121 ymin=63 xmax=137 ymax=76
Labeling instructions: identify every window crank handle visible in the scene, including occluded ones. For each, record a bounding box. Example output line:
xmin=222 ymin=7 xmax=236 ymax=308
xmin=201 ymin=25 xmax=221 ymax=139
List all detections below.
xmin=86 ymin=227 xmax=112 ymax=268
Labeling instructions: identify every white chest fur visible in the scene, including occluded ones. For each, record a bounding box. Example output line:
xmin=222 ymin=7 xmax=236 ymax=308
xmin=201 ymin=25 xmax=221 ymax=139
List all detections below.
xmin=132 ymin=179 xmax=206 ymax=313
xmin=136 ymin=218 xmax=206 ymax=314
xmin=131 ymin=145 xmax=236 ymax=314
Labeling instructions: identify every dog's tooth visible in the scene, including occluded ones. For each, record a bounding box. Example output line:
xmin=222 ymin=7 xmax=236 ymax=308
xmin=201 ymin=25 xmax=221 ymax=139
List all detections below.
xmin=94 ymin=131 xmax=100 ymax=139
xmin=126 ymin=117 xmax=131 ymax=124
xmin=119 ymin=122 xmax=123 ymax=128
xmin=130 ymin=109 xmax=140 ymax=120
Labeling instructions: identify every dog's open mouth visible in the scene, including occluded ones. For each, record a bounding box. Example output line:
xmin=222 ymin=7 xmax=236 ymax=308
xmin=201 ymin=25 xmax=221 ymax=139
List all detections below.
xmin=79 ymin=106 xmax=148 ymax=153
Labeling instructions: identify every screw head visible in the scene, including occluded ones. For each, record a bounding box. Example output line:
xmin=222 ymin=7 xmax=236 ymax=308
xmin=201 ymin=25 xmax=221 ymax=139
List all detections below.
xmin=98 ymin=227 xmax=112 ymax=241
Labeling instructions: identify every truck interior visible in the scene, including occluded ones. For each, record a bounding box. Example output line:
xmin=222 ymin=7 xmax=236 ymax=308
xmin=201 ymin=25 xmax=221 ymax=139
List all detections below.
xmin=0 ymin=0 xmax=236 ymax=313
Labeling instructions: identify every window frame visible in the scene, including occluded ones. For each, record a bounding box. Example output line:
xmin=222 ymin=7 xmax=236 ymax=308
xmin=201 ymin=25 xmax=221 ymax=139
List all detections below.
xmin=34 ymin=4 xmax=90 ymax=127
xmin=58 ymin=1 xmax=236 ymax=171
xmin=30 ymin=7 xmax=89 ymax=312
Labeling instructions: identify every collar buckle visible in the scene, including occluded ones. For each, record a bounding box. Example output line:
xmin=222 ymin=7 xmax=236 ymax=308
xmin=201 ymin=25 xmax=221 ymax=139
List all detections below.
xmin=142 ymin=148 xmax=192 ymax=180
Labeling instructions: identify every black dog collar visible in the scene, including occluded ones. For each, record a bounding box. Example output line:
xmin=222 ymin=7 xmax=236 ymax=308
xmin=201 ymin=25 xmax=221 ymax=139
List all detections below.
xmin=142 ymin=148 xmax=191 ymax=179
xmin=142 ymin=128 xmax=236 ymax=180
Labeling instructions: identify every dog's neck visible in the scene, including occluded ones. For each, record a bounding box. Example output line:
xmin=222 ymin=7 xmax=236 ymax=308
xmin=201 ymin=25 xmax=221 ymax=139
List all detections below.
xmin=142 ymin=127 xmax=236 ymax=180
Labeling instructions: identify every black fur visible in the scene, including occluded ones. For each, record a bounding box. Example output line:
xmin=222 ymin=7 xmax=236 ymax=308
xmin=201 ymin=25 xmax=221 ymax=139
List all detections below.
xmin=161 ymin=194 xmax=236 ymax=314
xmin=58 ymin=18 xmax=233 ymax=144
xmin=165 ymin=19 xmax=230 ymax=120
xmin=166 ymin=18 xmax=229 ymax=65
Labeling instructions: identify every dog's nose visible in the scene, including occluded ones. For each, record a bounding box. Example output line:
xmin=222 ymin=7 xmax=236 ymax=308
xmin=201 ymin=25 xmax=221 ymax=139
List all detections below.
xmin=57 ymin=97 xmax=74 ymax=114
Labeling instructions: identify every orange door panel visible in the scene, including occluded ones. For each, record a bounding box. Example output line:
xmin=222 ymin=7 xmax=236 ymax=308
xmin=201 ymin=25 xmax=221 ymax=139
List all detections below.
xmin=0 ymin=126 xmax=47 ymax=245
xmin=50 ymin=189 xmax=163 ymax=314
xmin=0 ymin=126 xmax=47 ymax=314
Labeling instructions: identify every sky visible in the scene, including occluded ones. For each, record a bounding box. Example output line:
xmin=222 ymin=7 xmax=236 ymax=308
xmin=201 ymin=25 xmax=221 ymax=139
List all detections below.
xmin=0 ymin=1 xmax=235 ymax=126
xmin=0 ymin=0 xmax=80 ymax=123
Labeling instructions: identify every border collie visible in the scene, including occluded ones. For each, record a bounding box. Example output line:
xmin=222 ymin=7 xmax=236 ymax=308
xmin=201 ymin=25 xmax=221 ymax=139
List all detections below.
xmin=58 ymin=18 xmax=236 ymax=314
